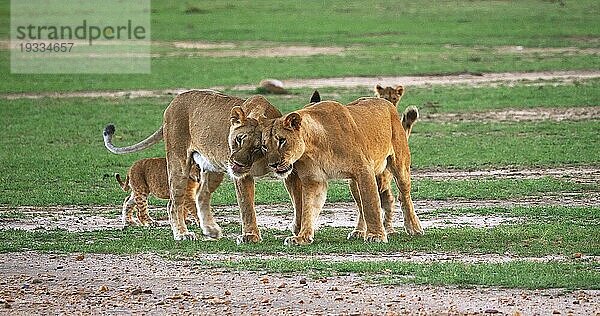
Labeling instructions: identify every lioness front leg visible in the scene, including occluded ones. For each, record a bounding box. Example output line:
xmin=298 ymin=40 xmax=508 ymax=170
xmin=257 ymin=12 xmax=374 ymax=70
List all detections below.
xmin=356 ymin=170 xmax=387 ymax=243
xmin=195 ymin=171 xmax=224 ymax=239
xmin=234 ymin=175 xmax=262 ymax=244
xmin=284 ymin=171 xmax=303 ymax=235
xmin=348 ymin=180 xmax=366 ymax=240
xmin=285 ymin=179 xmax=327 ymax=246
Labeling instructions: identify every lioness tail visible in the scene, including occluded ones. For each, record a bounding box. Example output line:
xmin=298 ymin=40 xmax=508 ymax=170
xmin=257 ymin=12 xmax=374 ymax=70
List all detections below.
xmin=115 ymin=173 xmax=130 ymax=192
xmin=103 ymin=124 xmax=163 ymax=154
xmin=402 ymin=106 xmax=419 ymax=139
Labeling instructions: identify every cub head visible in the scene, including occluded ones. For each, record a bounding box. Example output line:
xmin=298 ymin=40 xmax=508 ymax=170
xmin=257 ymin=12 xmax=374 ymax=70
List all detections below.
xmin=375 ymin=84 xmax=405 ymax=105
xmin=228 ymin=96 xmax=272 ymax=178
xmin=261 ymin=112 xmax=305 ymax=179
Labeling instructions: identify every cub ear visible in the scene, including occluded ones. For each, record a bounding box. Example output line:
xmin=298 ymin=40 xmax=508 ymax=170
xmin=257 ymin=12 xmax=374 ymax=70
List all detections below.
xmin=283 ymin=112 xmax=302 ymax=131
xmin=395 ymin=85 xmax=405 ymax=97
xmin=375 ymin=84 xmax=384 ymax=95
xmin=230 ymin=106 xmax=246 ymax=126
xmin=310 ymin=90 xmax=321 ymax=103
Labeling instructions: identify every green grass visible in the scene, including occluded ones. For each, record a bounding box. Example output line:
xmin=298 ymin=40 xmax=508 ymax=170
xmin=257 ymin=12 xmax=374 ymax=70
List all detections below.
xmin=2 ymin=206 xmax=598 ymax=256
xmin=2 ymin=0 xmax=599 ymax=93
xmin=202 ymin=259 xmax=599 ymax=290
xmin=0 ymin=87 xmax=598 ymax=206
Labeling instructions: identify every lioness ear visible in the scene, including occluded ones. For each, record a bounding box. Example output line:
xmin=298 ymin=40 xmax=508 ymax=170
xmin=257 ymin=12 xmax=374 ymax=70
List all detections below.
xmin=283 ymin=113 xmax=302 ymax=131
xmin=230 ymin=106 xmax=246 ymax=126
xmin=395 ymin=85 xmax=405 ymax=98
xmin=310 ymin=90 xmax=321 ymax=103
xmin=375 ymin=84 xmax=384 ymax=95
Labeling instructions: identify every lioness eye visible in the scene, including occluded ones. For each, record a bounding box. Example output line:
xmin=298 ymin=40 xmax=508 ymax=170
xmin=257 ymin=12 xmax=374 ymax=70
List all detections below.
xmin=235 ymin=134 xmax=246 ymax=145
xmin=278 ymin=138 xmax=286 ymax=148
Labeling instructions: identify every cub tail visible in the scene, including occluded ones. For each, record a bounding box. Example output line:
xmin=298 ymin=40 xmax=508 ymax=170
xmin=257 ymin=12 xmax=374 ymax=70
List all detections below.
xmin=115 ymin=173 xmax=130 ymax=192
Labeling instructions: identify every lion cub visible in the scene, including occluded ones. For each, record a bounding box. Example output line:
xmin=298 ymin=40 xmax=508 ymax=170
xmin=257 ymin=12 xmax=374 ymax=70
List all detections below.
xmin=116 ymin=157 xmax=200 ymax=226
xmin=375 ymin=84 xmax=418 ymax=138
xmin=262 ymin=98 xmax=423 ymax=245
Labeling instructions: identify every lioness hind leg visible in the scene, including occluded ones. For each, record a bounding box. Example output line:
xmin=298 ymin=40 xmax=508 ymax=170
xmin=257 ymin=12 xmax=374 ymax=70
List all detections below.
xmin=348 ymin=180 xmax=366 ymax=240
xmin=122 ymin=194 xmax=137 ymax=226
xmin=285 ymin=179 xmax=327 ymax=246
xmin=167 ymin=156 xmax=197 ymax=241
xmin=388 ymin=157 xmax=423 ymax=236
xmin=356 ymin=170 xmax=387 ymax=243
xmin=195 ymin=171 xmax=224 ymax=239
xmin=378 ymin=170 xmax=397 ymax=235
xmin=134 ymin=193 xmax=156 ymax=226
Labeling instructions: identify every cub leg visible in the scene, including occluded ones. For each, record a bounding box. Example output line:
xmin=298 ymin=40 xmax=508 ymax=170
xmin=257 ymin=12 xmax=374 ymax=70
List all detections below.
xmin=134 ymin=193 xmax=156 ymax=226
xmin=285 ymin=179 xmax=327 ymax=246
xmin=234 ymin=175 xmax=261 ymax=244
xmin=167 ymin=154 xmax=196 ymax=241
xmin=378 ymin=170 xmax=397 ymax=234
xmin=121 ymin=194 xmax=137 ymax=226
xmin=348 ymin=180 xmax=366 ymax=239
xmin=356 ymin=170 xmax=387 ymax=243
xmin=388 ymin=158 xmax=423 ymax=235
xmin=284 ymin=171 xmax=303 ymax=235
xmin=183 ymin=179 xmax=200 ymax=225
xmin=195 ymin=171 xmax=224 ymax=239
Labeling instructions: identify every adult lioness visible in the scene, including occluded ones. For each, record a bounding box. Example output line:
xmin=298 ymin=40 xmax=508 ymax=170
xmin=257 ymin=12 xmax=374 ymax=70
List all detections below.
xmin=103 ymin=90 xmax=281 ymax=241
xmin=261 ymin=97 xmax=423 ymax=245
xmin=310 ymin=91 xmax=418 ymax=237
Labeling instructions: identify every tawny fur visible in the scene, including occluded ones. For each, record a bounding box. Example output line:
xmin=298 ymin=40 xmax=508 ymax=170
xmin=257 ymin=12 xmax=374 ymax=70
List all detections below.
xmin=104 ymin=90 xmax=282 ymax=241
xmin=116 ymin=157 xmax=200 ymax=227
xmin=262 ymin=98 xmax=424 ymax=245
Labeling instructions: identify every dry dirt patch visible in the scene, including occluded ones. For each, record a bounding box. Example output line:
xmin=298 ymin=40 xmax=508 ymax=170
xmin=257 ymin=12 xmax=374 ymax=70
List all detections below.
xmin=0 ymin=252 xmax=597 ymax=315
xmin=423 ymin=106 xmax=600 ymax=123
xmin=3 ymin=70 xmax=599 ymax=100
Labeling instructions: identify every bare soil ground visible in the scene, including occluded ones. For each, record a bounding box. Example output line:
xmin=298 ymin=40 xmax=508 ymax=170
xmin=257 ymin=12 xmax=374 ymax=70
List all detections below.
xmin=3 ymin=70 xmax=599 ymax=100
xmin=423 ymin=106 xmax=600 ymax=123
xmin=1 ymin=252 xmax=598 ymax=315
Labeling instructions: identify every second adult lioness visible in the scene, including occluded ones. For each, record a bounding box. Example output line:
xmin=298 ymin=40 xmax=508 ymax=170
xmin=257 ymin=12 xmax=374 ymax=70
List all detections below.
xmin=262 ymin=97 xmax=424 ymax=245
xmin=104 ymin=90 xmax=281 ymax=241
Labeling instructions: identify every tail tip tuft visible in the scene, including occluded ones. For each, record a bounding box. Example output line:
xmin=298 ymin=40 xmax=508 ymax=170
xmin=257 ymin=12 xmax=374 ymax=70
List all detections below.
xmin=310 ymin=90 xmax=321 ymax=103
xmin=404 ymin=106 xmax=419 ymax=122
xmin=104 ymin=124 xmax=116 ymax=137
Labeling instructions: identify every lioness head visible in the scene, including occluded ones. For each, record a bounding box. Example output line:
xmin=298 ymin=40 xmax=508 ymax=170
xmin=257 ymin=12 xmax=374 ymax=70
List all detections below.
xmin=375 ymin=84 xmax=405 ymax=105
xmin=261 ymin=112 xmax=305 ymax=178
xmin=228 ymin=97 xmax=271 ymax=178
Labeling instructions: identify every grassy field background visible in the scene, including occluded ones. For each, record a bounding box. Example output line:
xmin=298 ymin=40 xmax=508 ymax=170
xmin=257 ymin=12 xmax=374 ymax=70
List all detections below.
xmin=1 ymin=0 xmax=599 ymax=93
xmin=1 ymin=0 xmax=599 ymax=290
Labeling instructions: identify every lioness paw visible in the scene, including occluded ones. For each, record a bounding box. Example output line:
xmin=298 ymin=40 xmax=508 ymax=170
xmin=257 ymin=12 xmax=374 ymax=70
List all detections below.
xmin=202 ymin=224 xmax=223 ymax=239
xmin=384 ymin=226 xmax=398 ymax=235
xmin=174 ymin=231 xmax=197 ymax=241
xmin=404 ymin=221 xmax=424 ymax=236
xmin=284 ymin=235 xmax=313 ymax=246
xmin=236 ymin=233 xmax=262 ymax=245
xmin=365 ymin=233 xmax=388 ymax=243
xmin=347 ymin=230 xmax=366 ymax=240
